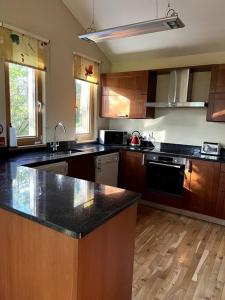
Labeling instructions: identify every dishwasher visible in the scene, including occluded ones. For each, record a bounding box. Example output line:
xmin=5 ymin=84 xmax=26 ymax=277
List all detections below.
xmin=95 ymin=152 xmax=119 ymax=187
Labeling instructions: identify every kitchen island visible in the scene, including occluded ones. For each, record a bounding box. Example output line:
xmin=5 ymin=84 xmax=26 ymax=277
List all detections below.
xmin=0 ymin=150 xmax=140 ymax=300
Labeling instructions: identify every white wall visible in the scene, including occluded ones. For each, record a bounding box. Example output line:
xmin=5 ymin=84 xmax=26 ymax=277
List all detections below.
xmin=110 ymin=51 xmax=225 ymax=146
xmin=0 ymin=0 xmax=111 ymax=142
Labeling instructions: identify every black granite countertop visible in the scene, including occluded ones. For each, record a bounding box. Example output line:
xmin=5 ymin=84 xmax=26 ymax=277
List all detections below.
xmin=0 ymin=145 xmax=139 ymax=239
xmin=0 ymin=141 xmax=225 ymax=240
xmin=120 ymin=143 xmax=225 ymax=163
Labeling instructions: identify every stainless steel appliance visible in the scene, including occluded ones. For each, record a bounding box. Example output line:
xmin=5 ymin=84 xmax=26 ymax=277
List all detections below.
xmin=95 ymin=152 xmax=119 ymax=187
xmin=145 ymin=68 xmax=207 ymax=108
xmin=201 ymin=142 xmax=221 ymax=156
xmin=99 ymin=130 xmax=128 ymax=145
xmin=145 ymin=153 xmax=187 ymax=196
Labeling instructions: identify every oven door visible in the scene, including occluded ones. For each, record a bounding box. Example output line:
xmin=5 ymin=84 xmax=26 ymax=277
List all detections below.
xmin=146 ymin=161 xmax=185 ymax=196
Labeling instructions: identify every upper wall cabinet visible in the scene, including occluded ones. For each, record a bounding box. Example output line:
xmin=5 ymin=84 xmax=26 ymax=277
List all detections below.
xmin=100 ymin=71 xmax=157 ymax=119
xmin=209 ymin=65 xmax=225 ymax=93
xmin=207 ymin=64 xmax=225 ymax=122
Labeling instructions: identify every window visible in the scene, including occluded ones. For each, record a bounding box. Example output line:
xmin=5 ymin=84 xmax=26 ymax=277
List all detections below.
xmin=5 ymin=62 xmax=44 ymax=146
xmin=75 ymin=79 xmax=94 ymax=141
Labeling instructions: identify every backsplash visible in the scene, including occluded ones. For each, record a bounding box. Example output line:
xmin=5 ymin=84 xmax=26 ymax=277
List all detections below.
xmin=109 ymin=108 xmax=225 ymax=147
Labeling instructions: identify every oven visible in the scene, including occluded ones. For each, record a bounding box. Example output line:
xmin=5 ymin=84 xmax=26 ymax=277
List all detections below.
xmin=146 ymin=154 xmax=187 ymax=196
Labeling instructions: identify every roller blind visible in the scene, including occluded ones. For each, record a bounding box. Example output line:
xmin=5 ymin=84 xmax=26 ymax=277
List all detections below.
xmin=0 ymin=25 xmax=49 ymax=71
xmin=74 ymin=53 xmax=100 ymax=84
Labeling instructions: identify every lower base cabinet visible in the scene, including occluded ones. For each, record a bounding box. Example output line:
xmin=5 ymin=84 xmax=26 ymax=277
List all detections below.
xmin=67 ymin=154 xmax=95 ymax=182
xmin=0 ymin=204 xmax=137 ymax=300
xmin=119 ymin=151 xmax=225 ymax=219
xmin=119 ymin=150 xmax=145 ymax=193
xmin=184 ymin=159 xmax=220 ymax=217
xmin=216 ymin=164 xmax=225 ymax=219
xmin=185 ymin=160 xmax=220 ymax=217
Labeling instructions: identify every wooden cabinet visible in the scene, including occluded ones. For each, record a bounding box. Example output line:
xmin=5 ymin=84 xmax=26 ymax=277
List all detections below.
xmin=119 ymin=150 xmax=145 ymax=194
xmin=207 ymin=92 xmax=225 ymax=121
xmin=215 ymin=164 xmax=225 ymax=218
xmin=210 ymin=65 xmax=225 ymax=93
xmin=67 ymin=154 xmax=95 ymax=182
xmin=185 ymin=159 xmax=220 ymax=216
xmin=101 ymin=71 xmax=157 ymax=119
xmin=207 ymin=64 xmax=225 ymax=122
xmin=0 ymin=204 xmax=137 ymax=300
xmin=118 ymin=150 xmax=225 ymax=219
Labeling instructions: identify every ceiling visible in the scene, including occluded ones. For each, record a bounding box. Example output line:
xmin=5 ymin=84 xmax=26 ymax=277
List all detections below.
xmin=63 ymin=0 xmax=225 ymax=62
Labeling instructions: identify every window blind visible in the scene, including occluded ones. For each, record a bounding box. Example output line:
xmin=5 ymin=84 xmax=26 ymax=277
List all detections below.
xmin=0 ymin=25 xmax=49 ymax=71
xmin=74 ymin=53 xmax=100 ymax=84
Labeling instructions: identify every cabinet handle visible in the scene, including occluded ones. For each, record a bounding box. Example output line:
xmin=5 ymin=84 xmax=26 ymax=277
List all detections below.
xmin=117 ymin=114 xmax=129 ymax=118
xmin=142 ymin=154 xmax=145 ymax=166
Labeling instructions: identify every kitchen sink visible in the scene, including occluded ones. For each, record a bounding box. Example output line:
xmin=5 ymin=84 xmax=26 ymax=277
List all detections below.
xmin=49 ymin=149 xmax=82 ymax=155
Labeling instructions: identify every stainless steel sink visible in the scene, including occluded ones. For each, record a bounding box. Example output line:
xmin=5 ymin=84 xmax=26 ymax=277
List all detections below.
xmin=50 ymin=149 xmax=82 ymax=155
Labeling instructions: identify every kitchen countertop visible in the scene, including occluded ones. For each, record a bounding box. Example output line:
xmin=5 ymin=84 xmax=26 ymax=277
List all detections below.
xmin=0 ymin=141 xmax=224 ymax=240
xmin=0 ymin=146 xmax=139 ymax=239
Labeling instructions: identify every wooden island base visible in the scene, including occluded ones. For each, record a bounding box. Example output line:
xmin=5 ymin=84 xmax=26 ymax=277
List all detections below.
xmin=0 ymin=203 xmax=137 ymax=300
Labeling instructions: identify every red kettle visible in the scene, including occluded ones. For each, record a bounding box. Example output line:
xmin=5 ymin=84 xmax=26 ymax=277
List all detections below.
xmin=130 ymin=131 xmax=141 ymax=146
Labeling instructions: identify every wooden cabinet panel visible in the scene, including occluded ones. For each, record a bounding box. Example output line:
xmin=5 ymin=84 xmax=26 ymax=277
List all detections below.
xmin=216 ymin=164 xmax=225 ymax=219
xmin=210 ymin=65 xmax=225 ymax=93
xmin=207 ymin=64 xmax=225 ymax=122
xmin=119 ymin=150 xmax=145 ymax=194
xmin=101 ymin=71 xmax=156 ymax=119
xmin=101 ymin=95 xmax=134 ymax=119
xmin=207 ymin=93 xmax=225 ymax=122
xmin=129 ymin=95 xmax=148 ymax=119
xmin=185 ymin=160 xmax=220 ymax=216
xmin=67 ymin=155 xmax=95 ymax=182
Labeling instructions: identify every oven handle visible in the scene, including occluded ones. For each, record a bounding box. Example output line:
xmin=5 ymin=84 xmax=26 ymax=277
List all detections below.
xmin=147 ymin=161 xmax=182 ymax=169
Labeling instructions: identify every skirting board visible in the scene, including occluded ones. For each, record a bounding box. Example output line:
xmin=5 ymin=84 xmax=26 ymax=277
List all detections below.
xmin=141 ymin=200 xmax=225 ymax=227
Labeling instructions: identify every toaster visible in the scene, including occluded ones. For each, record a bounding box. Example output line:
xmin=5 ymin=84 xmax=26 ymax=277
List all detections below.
xmin=201 ymin=142 xmax=221 ymax=156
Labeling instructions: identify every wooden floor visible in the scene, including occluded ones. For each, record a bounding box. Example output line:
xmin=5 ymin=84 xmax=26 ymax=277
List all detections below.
xmin=132 ymin=205 xmax=225 ymax=300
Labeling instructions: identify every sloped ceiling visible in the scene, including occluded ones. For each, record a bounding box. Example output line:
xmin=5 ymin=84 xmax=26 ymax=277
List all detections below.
xmin=63 ymin=0 xmax=225 ymax=62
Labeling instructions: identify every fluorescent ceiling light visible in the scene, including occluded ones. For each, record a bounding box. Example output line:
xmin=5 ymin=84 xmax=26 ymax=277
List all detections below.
xmin=79 ymin=15 xmax=185 ymax=43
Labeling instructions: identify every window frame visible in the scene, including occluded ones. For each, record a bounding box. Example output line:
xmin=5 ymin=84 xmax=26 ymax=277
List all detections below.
xmin=5 ymin=62 xmax=44 ymax=146
xmin=75 ymin=79 xmax=94 ymax=142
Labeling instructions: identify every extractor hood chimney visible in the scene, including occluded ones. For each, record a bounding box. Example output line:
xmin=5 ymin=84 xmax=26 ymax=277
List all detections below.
xmin=146 ymin=68 xmax=208 ymax=108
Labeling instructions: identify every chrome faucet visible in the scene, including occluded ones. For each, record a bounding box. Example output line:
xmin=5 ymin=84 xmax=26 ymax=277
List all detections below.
xmin=50 ymin=122 xmax=67 ymax=152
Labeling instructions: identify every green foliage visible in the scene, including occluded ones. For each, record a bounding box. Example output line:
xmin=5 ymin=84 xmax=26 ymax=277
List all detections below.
xmin=9 ymin=63 xmax=30 ymax=136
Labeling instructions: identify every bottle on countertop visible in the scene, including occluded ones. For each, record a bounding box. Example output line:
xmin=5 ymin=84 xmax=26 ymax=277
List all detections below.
xmin=9 ymin=123 xmax=17 ymax=147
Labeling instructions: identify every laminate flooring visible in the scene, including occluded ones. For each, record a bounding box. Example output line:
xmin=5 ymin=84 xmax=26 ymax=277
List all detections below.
xmin=132 ymin=205 xmax=225 ymax=300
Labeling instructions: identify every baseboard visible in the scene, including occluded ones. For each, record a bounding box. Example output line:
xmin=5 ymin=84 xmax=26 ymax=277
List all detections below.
xmin=141 ymin=200 xmax=225 ymax=227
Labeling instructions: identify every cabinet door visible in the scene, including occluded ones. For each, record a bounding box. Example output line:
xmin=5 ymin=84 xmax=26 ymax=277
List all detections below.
xmin=67 ymin=155 xmax=95 ymax=182
xmin=216 ymin=165 xmax=225 ymax=219
xmin=101 ymin=71 xmax=150 ymax=119
xmin=207 ymin=93 xmax=225 ymax=122
xmin=119 ymin=150 xmax=145 ymax=194
xmin=101 ymin=95 xmax=132 ymax=118
xmin=129 ymin=95 xmax=147 ymax=119
xmin=186 ymin=160 xmax=220 ymax=216
xmin=210 ymin=65 xmax=225 ymax=93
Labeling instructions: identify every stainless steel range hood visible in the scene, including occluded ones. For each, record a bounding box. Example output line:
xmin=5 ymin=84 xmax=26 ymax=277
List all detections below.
xmin=146 ymin=68 xmax=208 ymax=108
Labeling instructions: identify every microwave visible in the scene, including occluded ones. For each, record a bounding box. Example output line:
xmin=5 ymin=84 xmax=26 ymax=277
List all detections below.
xmin=99 ymin=130 xmax=128 ymax=145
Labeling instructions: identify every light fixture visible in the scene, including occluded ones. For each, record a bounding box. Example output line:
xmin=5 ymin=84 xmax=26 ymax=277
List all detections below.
xmin=79 ymin=1 xmax=185 ymax=43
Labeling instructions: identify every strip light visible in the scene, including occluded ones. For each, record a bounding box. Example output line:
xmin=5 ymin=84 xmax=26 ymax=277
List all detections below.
xmin=79 ymin=15 xmax=185 ymax=43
